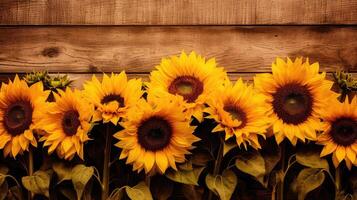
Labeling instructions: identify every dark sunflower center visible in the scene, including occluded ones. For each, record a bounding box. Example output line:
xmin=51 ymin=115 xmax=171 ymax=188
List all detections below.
xmin=3 ymin=100 xmax=33 ymax=136
xmin=330 ymin=117 xmax=357 ymax=146
xmin=272 ymin=83 xmax=313 ymax=125
xmin=62 ymin=110 xmax=80 ymax=136
xmin=101 ymin=94 xmax=124 ymax=107
xmin=223 ymin=104 xmax=247 ymax=128
xmin=137 ymin=116 xmax=173 ymax=151
xmin=168 ymin=76 xmax=203 ymax=103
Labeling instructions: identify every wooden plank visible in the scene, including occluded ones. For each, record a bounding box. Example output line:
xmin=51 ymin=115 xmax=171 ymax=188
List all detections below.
xmin=0 ymin=0 xmax=356 ymax=25
xmin=0 ymin=73 xmax=353 ymax=89
xmin=0 ymin=26 xmax=356 ymax=73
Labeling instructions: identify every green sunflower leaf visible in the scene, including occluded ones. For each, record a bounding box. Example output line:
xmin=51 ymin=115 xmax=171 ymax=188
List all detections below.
xmin=296 ymin=148 xmax=329 ymax=170
xmin=71 ymin=164 xmax=94 ymax=200
xmin=191 ymin=149 xmax=214 ymax=166
xmin=150 ymin=175 xmax=173 ymax=200
xmin=165 ymin=166 xmax=205 ymax=186
xmin=108 ymin=182 xmax=153 ymax=200
xmin=7 ymin=186 xmax=22 ymax=200
xmin=205 ymin=169 xmax=237 ymax=200
xmin=22 ymin=170 xmax=53 ymax=198
xmin=223 ymin=141 xmax=238 ymax=156
xmin=0 ymin=165 xmax=9 ymax=186
xmin=52 ymin=162 xmax=73 ymax=184
xmin=181 ymin=184 xmax=204 ymax=200
xmin=296 ymin=168 xmax=325 ymax=200
xmin=126 ymin=181 xmax=153 ymax=200
xmin=235 ymin=150 xmax=266 ymax=186
xmin=0 ymin=181 xmax=8 ymax=200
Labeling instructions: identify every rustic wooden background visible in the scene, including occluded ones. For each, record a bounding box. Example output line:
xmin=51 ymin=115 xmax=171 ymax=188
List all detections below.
xmin=0 ymin=0 xmax=356 ymax=86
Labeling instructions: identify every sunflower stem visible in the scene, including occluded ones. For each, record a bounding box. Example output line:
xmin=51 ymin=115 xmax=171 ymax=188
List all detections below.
xmin=145 ymin=175 xmax=151 ymax=188
xmin=208 ymin=134 xmax=224 ymax=200
xmin=278 ymin=141 xmax=286 ymax=200
xmin=339 ymin=90 xmax=348 ymax=102
xmin=101 ymin=124 xmax=112 ymax=200
xmin=28 ymin=148 xmax=34 ymax=200
xmin=335 ymin=165 xmax=342 ymax=198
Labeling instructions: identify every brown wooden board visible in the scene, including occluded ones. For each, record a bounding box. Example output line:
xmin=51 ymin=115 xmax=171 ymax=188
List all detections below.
xmin=0 ymin=0 xmax=356 ymax=25
xmin=0 ymin=26 xmax=356 ymax=74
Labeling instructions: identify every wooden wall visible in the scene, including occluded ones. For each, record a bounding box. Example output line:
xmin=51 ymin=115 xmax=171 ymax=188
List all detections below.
xmin=0 ymin=0 xmax=356 ymax=87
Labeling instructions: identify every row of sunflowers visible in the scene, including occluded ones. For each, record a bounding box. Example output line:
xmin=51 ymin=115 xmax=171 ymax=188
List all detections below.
xmin=0 ymin=52 xmax=356 ymax=199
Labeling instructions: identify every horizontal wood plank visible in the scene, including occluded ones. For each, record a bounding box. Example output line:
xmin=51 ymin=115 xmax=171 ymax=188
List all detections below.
xmin=0 ymin=26 xmax=356 ymax=73
xmin=0 ymin=73 xmax=353 ymax=89
xmin=0 ymin=0 xmax=356 ymax=25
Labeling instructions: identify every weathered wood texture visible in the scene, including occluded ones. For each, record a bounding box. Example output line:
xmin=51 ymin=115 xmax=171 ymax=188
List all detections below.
xmin=0 ymin=26 xmax=356 ymax=74
xmin=0 ymin=0 xmax=357 ymax=25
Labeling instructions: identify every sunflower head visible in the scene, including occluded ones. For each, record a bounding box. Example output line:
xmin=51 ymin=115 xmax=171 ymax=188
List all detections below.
xmin=205 ymin=78 xmax=271 ymax=149
xmin=83 ymin=72 xmax=143 ymax=125
xmin=0 ymin=75 xmax=49 ymax=157
xmin=39 ymin=87 xmax=94 ymax=160
xmin=254 ymin=57 xmax=338 ymax=145
xmin=148 ymin=51 xmax=228 ymax=122
xmin=114 ymin=95 xmax=199 ymax=174
xmin=318 ymin=97 xmax=357 ymax=169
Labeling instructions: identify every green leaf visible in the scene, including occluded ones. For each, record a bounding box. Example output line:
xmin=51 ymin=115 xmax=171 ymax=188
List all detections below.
xmin=191 ymin=149 xmax=214 ymax=166
xmin=235 ymin=150 xmax=266 ymax=185
xmin=181 ymin=184 xmax=204 ymax=200
xmin=178 ymin=161 xmax=193 ymax=171
xmin=7 ymin=186 xmax=22 ymax=200
xmin=205 ymin=170 xmax=237 ymax=200
xmin=126 ymin=182 xmax=153 ymax=200
xmin=0 ymin=181 xmax=8 ymax=200
xmin=0 ymin=165 xmax=9 ymax=186
xmin=150 ymin=176 xmax=173 ymax=200
xmin=223 ymin=141 xmax=237 ymax=156
xmin=53 ymin=162 xmax=72 ymax=184
xmin=261 ymin=142 xmax=281 ymax=176
xmin=59 ymin=187 xmax=77 ymax=200
xmin=71 ymin=164 xmax=94 ymax=200
xmin=22 ymin=170 xmax=53 ymax=198
xmin=165 ymin=167 xmax=204 ymax=186
xmin=296 ymin=168 xmax=325 ymax=200
xmin=108 ymin=187 xmax=126 ymax=200
xmin=296 ymin=148 xmax=329 ymax=170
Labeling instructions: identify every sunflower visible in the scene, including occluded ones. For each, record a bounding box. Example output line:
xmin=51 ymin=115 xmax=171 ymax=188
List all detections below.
xmin=254 ymin=58 xmax=338 ymax=145
xmin=317 ymin=97 xmax=357 ymax=169
xmin=39 ymin=88 xmax=93 ymax=160
xmin=148 ymin=51 xmax=227 ymax=122
xmin=0 ymin=75 xmax=49 ymax=157
xmin=83 ymin=72 xmax=143 ymax=125
xmin=205 ymin=78 xmax=271 ymax=149
xmin=114 ymin=96 xmax=199 ymax=174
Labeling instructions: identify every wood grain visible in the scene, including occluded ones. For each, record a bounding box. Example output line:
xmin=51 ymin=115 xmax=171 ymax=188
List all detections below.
xmin=0 ymin=26 xmax=356 ymax=73
xmin=0 ymin=0 xmax=356 ymax=25
xmin=0 ymin=73 xmax=353 ymax=89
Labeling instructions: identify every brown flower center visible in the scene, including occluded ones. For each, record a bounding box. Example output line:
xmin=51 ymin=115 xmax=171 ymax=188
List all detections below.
xmin=330 ymin=117 xmax=357 ymax=146
xmin=62 ymin=110 xmax=80 ymax=136
xmin=168 ymin=76 xmax=203 ymax=103
xmin=137 ymin=116 xmax=173 ymax=151
xmin=3 ymin=100 xmax=33 ymax=136
xmin=223 ymin=104 xmax=247 ymax=128
xmin=101 ymin=94 xmax=124 ymax=107
xmin=272 ymin=83 xmax=313 ymax=125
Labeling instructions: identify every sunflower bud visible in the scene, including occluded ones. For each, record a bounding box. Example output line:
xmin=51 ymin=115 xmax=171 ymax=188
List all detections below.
xmin=46 ymin=74 xmax=73 ymax=91
xmin=333 ymin=71 xmax=357 ymax=92
xmin=23 ymin=71 xmax=49 ymax=86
